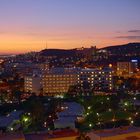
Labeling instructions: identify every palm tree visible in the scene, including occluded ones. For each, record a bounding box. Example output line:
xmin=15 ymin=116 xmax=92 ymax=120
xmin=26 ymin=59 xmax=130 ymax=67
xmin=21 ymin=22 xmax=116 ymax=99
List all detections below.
xmin=23 ymin=96 xmax=46 ymax=130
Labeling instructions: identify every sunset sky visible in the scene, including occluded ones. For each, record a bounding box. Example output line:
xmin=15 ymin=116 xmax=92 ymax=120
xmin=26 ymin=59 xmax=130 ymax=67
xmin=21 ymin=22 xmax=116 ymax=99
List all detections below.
xmin=0 ymin=0 xmax=140 ymax=54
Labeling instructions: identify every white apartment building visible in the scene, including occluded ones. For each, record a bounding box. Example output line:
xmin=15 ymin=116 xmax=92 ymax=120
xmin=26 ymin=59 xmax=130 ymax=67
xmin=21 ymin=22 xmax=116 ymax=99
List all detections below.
xmin=24 ymin=74 xmax=42 ymax=94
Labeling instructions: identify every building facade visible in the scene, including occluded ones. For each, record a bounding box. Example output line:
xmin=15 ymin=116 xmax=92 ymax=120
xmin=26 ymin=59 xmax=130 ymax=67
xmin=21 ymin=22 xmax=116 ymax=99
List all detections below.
xmin=24 ymin=74 xmax=42 ymax=94
xmin=24 ymin=67 xmax=113 ymax=96
xmin=42 ymin=68 xmax=78 ymax=95
xmin=42 ymin=67 xmax=113 ymax=96
xmin=87 ymin=127 xmax=140 ymax=140
xmin=78 ymin=68 xmax=113 ymax=92
xmin=117 ymin=61 xmax=138 ymax=76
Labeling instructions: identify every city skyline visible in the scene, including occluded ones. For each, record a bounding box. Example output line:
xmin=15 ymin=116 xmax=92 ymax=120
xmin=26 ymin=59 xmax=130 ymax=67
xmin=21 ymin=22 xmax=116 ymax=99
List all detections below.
xmin=0 ymin=0 xmax=140 ymax=54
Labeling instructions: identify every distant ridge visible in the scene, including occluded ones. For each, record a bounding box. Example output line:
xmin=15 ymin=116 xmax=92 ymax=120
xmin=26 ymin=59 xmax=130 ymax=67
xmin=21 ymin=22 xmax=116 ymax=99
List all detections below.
xmin=39 ymin=48 xmax=77 ymax=57
xmin=99 ymin=42 xmax=140 ymax=55
xmin=102 ymin=42 xmax=140 ymax=49
xmin=39 ymin=42 xmax=140 ymax=56
xmin=38 ymin=43 xmax=140 ymax=60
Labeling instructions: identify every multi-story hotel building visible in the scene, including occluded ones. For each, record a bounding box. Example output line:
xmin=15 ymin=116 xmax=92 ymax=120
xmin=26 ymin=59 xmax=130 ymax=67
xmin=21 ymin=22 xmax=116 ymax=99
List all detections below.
xmin=78 ymin=68 xmax=113 ymax=92
xmin=42 ymin=68 xmax=78 ymax=95
xmin=117 ymin=60 xmax=138 ymax=76
xmin=24 ymin=67 xmax=113 ymax=96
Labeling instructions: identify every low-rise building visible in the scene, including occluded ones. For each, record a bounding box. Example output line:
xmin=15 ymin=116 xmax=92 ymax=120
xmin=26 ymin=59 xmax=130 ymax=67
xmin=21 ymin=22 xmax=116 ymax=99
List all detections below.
xmin=0 ymin=133 xmax=25 ymax=140
xmin=54 ymin=102 xmax=84 ymax=129
xmin=0 ymin=110 xmax=23 ymax=132
xmin=25 ymin=129 xmax=78 ymax=140
xmin=87 ymin=126 xmax=140 ymax=140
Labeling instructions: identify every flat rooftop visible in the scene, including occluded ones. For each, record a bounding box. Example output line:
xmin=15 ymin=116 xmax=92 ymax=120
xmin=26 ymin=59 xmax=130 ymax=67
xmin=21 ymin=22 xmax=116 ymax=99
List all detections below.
xmin=25 ymin=129 xmax=78 ymax=140
xmin=92 ymin=126 xmax=140 ymax=137
xmin=0 ymin=133 xmax=25 ymax=140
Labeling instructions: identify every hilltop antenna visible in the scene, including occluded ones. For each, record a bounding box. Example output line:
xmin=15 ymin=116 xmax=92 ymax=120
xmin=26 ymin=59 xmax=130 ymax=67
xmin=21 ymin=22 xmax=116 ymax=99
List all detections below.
xmin=45 ymin=41 xmax=48 ymax=49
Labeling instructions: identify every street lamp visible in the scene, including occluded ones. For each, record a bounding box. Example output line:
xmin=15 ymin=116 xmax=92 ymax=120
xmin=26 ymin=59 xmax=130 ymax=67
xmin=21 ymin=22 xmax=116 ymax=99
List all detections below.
xmin=89 ymin=123 xmax=92 ymax=127
xmin=88 ymin=106 xmax=91 ymax=110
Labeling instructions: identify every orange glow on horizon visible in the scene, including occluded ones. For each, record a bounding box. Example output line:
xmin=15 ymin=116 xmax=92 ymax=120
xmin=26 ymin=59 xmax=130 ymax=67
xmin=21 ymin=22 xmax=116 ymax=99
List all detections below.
xmin=0 ymin=33 xmax=135 ymax=54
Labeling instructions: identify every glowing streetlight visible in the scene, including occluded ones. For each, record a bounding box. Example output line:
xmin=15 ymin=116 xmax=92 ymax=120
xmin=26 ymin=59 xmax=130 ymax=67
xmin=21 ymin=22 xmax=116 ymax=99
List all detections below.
xmin=124 ymin=108 xmax=127 ymax=111
xmin=112 ymin=118 xmax=115 ymax=122
xmin=23 ymin=116 xmax=29 ymax=122
xmin=86 ymin=112 xmax=89 ymax=116
xmin=107 ymin=97 xmax=110 ymax=101
xmin=10 ymin=127 xmax=13 ymax=131
xmin=128 ymin=117 xmax=132 ymax=120
xmin=28 ymin=113 xmax=31 ymax=116
xmin=89 ymin=124 xmax=92 ymax=127
xmin=97 ymin=113 xmax=99 ymax=116
xmin=136 ymin=112 xmax=139 ymax=115
xmin=88 ymin=106 xmax=91 ymax=110
xmin=131 ymin=120 xmax=134 ymax=124
xmin=109 ymin=64 xmax=112 ymax=68
xmin=124 ymin=102 xmax=128 ymax=106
